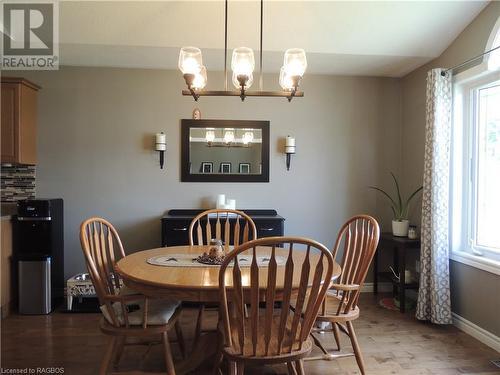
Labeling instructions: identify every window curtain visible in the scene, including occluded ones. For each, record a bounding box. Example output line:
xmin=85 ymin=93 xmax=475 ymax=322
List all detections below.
xmin=416 ymin=68 xmax=452 ymax=324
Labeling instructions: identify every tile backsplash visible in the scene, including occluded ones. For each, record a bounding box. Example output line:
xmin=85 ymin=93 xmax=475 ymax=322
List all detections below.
xmin=1 ymin=165 xmax=36 ymax=202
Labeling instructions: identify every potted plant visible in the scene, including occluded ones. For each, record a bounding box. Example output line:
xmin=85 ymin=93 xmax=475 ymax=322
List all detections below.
xmin=370 ymin=173 xmax=423 ymax=237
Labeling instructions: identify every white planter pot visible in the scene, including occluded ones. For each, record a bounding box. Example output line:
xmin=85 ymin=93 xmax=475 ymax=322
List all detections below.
xmin=392 ymin=220 xmax=409 ymax=237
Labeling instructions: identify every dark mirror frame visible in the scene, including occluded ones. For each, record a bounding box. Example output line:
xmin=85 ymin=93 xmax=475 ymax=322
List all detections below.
xmin=181 ymin=119 xmax=270 ymax=182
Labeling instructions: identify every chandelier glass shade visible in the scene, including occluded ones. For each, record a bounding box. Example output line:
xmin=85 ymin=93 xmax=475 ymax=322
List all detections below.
xmin=223 ymin=130 xmax=235 ymax=144
xmin=283 ymin=48 xmax=307 ymax=77
xmin=178 ymin=47 xmax=203 ymax=75
xmin=205 ymin=129 xmax=216 ymax=143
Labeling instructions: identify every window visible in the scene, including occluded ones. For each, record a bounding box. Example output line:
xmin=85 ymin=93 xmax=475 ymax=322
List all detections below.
xmin=451 ymin=66 xmax=500 ymax=274
xmin=474 ymin=84 xmax=500 ymax=252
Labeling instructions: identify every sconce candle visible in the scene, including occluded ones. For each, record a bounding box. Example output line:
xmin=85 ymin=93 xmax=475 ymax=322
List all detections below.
xmin=155 ymin=132 xmax=167 ymax=169
xmin=285 ymin=135 xmax=296 ymax=171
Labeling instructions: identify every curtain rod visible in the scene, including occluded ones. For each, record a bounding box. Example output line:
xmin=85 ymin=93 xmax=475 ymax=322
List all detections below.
xmin=441 ymin=45 xmax=500 ymax=76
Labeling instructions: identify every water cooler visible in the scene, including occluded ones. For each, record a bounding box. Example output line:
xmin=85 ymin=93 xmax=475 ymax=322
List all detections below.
xmin=14 ymin=199 xmax=64 ymax=314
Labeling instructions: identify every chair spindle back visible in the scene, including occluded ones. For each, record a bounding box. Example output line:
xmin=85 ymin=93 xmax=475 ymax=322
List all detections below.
xmin=219 ymin=236 xmax=334 ymax=357
xmin=80 ymin=217 xmax=128 ymax=326
xmin=328 ymin=215 xmax=380 ymax=315
xmin=189 ymin=209 xmax=257 ymax=251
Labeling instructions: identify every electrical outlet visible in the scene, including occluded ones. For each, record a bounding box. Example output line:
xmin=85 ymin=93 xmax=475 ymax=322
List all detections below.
xmin=415 ymin=260 xmax=420 ymax=274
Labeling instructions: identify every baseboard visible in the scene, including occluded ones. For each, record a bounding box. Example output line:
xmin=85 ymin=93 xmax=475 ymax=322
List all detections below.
xmin=360 ymin=282 xmax=392 ymax=293
xmin=452 ymin=312 xmax=500 ymax=353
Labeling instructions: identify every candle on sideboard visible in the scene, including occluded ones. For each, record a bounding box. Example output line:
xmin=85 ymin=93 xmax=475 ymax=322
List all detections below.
xmin=216 ymin=194 xmax=226 ymax=208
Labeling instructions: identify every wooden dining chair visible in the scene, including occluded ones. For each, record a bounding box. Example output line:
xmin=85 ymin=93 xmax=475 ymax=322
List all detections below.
xmin=80 ymin=217 xmax=186 ymax=375
xmin=189 ymin=209 xmax=258 ymax=346
xmin=217 ymin=236 xmax=335 ymax=374
xmin=308 ymin=215 xmax=380 ymax=375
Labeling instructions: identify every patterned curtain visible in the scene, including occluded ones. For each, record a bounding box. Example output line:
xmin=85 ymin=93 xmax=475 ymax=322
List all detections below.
xmin=416 ymin=69 xmax=452 ymax=324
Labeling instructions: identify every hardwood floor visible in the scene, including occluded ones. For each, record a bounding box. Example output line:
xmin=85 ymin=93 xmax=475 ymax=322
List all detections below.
xmin=1 ymin=294 xmax=499 ymax=374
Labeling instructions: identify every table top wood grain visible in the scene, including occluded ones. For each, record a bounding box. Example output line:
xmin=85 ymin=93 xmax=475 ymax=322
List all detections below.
xmin=116 ymin=245 xmax=341 ymax=303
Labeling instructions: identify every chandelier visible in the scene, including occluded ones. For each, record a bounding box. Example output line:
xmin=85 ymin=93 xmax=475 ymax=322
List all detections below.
xmin=178 ymin=0 xmax=306 ymax=102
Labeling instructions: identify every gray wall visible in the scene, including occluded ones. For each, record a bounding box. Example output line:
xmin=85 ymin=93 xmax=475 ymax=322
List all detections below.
xmin=3 ymin=68 xmax=401 ymax=280
xmin=401 ymin=2 xmax=500 ymax=336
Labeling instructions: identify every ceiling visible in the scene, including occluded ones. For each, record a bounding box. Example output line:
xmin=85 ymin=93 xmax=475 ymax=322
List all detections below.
xmin=59 ymin=1 xmax=489 ymax=77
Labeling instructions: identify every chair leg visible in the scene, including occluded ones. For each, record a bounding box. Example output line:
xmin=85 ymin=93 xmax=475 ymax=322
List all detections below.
xmin=294 ymin=360 xmax=305 ymax=375
xmin=162 ymin=332 xmax=176 ymax=375
xmin=332 ymin=322 xmax=341 ymax=351
xmin=174 ymin=320 xmax=186 ymax=359
xmin=346 ymin=321 xmax=365 ymax=375
xmin=112 ymin=336 xmax=126 ymax=369
xmin=229 ymin=361 xmax=237 ymax=375
xmin=287 ymin=362 xmax=298 ymax=375
xmin=236 ymin=362 xmax=245 ymax=375
xmin=99 ymin=337 xmax=116 ymax=375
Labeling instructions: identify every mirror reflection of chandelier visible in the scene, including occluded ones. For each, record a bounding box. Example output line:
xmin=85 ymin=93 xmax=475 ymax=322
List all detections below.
xmin=178 ymin=0 xmax=306 ymax=102
xmin=205 ymin=128 xmax=255 ymax=147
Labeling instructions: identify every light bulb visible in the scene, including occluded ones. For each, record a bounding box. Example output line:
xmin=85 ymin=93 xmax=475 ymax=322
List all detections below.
xmin=205 ymin=129 xmax=215 ymax=143
xmin=283 ymin=48 xmax=307 ymax=77
xmin=232 ymin=47 xmax=255 ymax=76
xmin=279 ymin=66 xmax=295 ymax=90
xmin=242 ymin=131 xmax=254 ymax=145
xmin=224 ymin=130 xmax=235 ymax=144
xmin=178 ymin=47 xmax=202 ymax=75
xmin=192 ymin=66 xmax=207 ymax=90
xmin=232 ymin=71 xmax=254 ymax=90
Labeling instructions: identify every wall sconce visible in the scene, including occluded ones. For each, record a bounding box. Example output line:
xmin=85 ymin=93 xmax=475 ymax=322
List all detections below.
xmin=155 ymin=132 xmax=166 ymax=169
xmin=285 ymin=135 xmax=296 ymax=171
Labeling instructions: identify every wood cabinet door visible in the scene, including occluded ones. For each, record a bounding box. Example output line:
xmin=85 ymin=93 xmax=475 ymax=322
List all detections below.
xmin=19 ymin=84 xmax=37 ymax=164
xmin=1 ymin=83 xmax=19 ymax=163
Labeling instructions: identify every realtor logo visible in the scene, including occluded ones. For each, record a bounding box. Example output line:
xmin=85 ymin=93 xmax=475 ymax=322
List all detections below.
xmin=1 ymin=0 xmax=59 ymax=70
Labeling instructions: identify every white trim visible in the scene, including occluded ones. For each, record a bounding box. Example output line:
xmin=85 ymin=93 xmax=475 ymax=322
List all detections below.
xmin=452 ymin=312 xmax=500 ymax=353
xmin=484 ymin=16 xmax=500 ymax=64
xmin=360 ymin=282 xmax=392 ymax=293
xmin=450 ymin=250 xmax=500 ymax=276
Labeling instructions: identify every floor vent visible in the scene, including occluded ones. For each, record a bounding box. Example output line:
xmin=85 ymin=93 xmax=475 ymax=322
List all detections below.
xmin=491 ymin=360 xmax=500 ymax=368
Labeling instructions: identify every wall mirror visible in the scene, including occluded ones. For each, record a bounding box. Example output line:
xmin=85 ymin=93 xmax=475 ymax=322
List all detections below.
xmin=181 ymin=119 xmax=270 ymax=182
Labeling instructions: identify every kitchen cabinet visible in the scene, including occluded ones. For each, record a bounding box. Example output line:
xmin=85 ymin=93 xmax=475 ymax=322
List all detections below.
xmin=1 ymin=216 xmax=14 ymax=318
xmin=1 ymin=77 xmax=40 ymax=165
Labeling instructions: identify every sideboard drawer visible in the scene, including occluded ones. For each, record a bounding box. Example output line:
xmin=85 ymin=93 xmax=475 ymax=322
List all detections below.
xmin=162 ymin=219 xmax=191 ymax=247
xmin=255 ymin=219 xmax=283 ymax=238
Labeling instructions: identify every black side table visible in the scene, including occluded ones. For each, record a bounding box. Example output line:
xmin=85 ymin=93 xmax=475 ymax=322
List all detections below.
xmin=373 ymin=233 xmax=421 ymax=313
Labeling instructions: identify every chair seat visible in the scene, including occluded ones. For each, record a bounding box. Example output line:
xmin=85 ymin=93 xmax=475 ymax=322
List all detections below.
xmin=223 ymin=312 xmax=312 ymax=361
xmin=100 ymin=299 xmax=181 ymax=326
xmin=316 ymin=292 xmax=360 ymax=322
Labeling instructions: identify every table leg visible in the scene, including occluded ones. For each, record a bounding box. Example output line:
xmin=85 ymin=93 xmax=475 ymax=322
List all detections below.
xmin=67 ymin=295 xmax=73 ymax=311
xmin=373 ymin=246 xmax=379 ymax=295
xmin=398 ymin=246 xmax=406 ymax=313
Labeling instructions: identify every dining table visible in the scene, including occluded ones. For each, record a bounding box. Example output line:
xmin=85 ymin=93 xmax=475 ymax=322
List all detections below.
xmin=115 ymin=244 xmax=342 ymax=374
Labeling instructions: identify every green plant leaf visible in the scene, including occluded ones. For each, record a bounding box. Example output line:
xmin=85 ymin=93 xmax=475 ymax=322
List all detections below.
xmin=403 ymin=186 xmax=423 ymax=218
xmin=369 ymin=186 xmax=398 ymax=213
xmin=390 ymin=172 xmax=403 ymax=217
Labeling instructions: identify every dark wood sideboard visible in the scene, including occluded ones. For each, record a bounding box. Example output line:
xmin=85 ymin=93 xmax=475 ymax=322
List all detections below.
xmin=161 ymin=209 xmax=285 ymax=247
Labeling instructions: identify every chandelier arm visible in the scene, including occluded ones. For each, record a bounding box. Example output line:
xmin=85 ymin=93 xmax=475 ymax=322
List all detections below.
xmin=259 ymin=0 xmax=263 ymax=91
xmin=224 ymin=0 xmax=228 ymax=91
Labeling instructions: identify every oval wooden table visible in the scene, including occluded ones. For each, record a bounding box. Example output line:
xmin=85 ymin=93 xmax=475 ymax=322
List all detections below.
xmin=116 ymin=245 xmax=341 ymax=374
